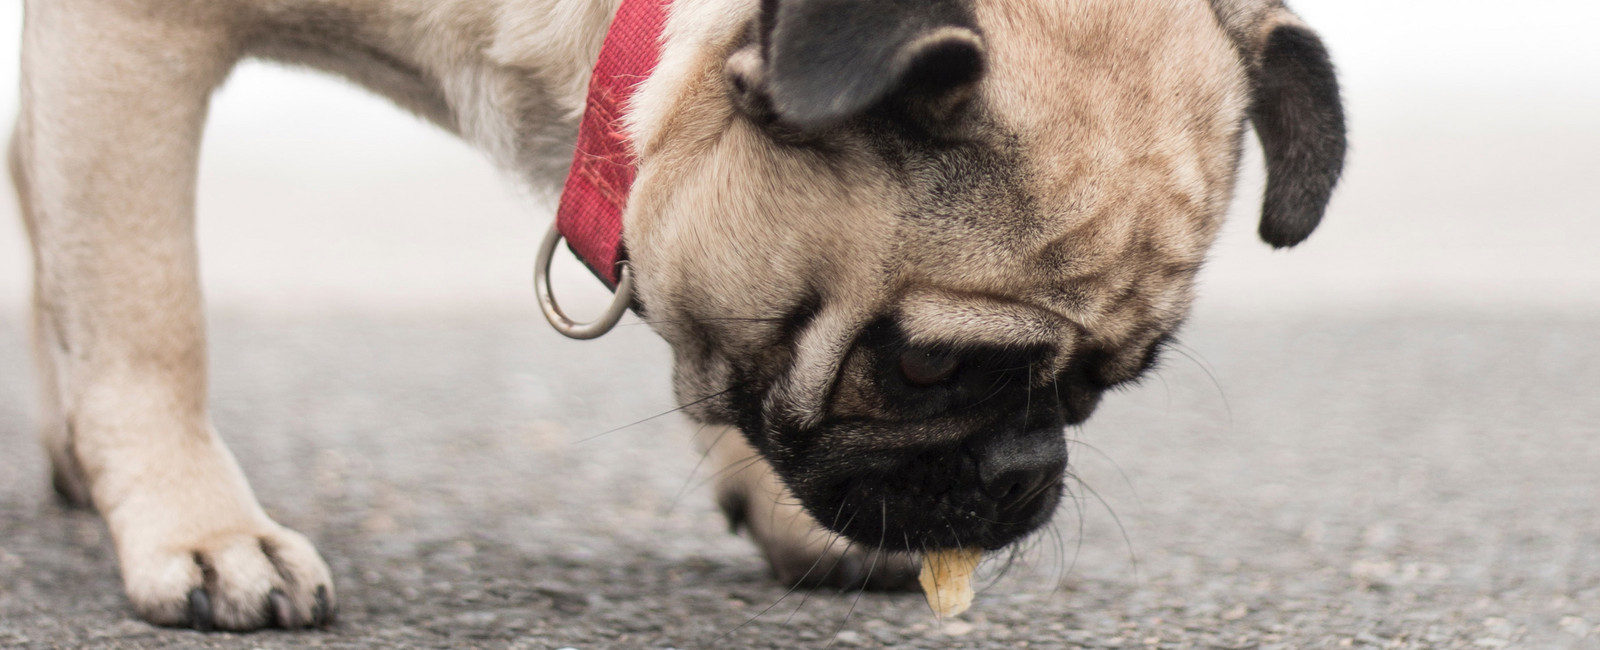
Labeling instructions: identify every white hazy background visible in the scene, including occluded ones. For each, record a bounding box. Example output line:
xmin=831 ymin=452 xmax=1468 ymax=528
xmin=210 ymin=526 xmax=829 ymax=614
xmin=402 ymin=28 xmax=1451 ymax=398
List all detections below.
xmin=1 ymin=1 xmax=1598 ymax=318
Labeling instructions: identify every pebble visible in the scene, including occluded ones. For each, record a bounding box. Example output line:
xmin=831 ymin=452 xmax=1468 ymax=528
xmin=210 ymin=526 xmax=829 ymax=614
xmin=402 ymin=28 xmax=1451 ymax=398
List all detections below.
xmin=942 ymin=621 xmax=975 ymax=636
xmin=454 ymin=611 xmax=497 ymax=626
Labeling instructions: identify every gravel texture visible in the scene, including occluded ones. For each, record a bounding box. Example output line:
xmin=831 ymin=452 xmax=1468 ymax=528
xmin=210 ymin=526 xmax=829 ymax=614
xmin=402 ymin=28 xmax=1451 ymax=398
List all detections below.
xmin=2 ymin=309 xmax=1597 ymax=649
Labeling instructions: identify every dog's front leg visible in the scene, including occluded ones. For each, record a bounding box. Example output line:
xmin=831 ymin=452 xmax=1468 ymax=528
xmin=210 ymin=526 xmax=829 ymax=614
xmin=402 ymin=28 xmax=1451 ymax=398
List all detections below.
xmin=12 ymin=2 xmax=333 ymax=630
xmin=698 ymin=426 xmax=919 ymax=591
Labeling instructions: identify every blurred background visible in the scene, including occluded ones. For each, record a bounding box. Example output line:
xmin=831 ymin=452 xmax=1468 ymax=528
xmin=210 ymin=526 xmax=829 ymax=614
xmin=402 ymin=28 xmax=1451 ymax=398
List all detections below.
xmin=1 ymin=0 xmax=1597 ymax=315
xmin=1 ymin=1 xmax=1598 ymax=648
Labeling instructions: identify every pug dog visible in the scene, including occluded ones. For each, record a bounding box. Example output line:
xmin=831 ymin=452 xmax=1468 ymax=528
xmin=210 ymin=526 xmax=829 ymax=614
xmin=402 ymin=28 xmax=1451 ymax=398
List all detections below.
xmin=9 ymin=0 xmax=1343 ymax=632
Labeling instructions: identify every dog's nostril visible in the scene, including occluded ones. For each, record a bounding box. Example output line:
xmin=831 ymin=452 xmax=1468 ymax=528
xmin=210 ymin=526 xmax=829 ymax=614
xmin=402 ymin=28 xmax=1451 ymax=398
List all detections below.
xmin=976 ymin=431 xmax=1067 ymax=512
xmin=985 ymin=469 xmax=1037 ymax=501
xmin=982 ymin=466 xmax=1056 ymax=511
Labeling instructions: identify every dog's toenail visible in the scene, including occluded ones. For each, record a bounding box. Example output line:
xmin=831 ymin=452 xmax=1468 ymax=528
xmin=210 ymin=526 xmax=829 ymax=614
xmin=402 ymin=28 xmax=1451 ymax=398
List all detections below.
xmin=269 ymin=588 xmax=297 ymax=628
xmin=313 ymin=584 xmax=335 ymax=626
xmin=187 ymin=588 xmax=215 ymax=632
xmin=833 ymin=554 xmax=865 ymax=591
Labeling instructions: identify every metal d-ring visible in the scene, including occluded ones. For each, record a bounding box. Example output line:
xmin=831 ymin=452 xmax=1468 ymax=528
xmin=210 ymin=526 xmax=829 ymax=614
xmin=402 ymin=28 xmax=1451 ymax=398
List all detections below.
xmin=535 ymin=222 xmax=634 ymax=340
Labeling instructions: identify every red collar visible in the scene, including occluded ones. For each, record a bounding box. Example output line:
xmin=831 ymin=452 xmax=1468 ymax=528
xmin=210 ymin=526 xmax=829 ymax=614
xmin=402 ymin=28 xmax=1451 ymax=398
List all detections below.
xmin=554 ymin=0 xmax=669 ymax=290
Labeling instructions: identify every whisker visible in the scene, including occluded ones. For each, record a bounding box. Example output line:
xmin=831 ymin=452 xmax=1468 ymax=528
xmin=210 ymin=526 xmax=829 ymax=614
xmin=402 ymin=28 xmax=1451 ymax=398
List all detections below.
xmin=943 ymin=518 xmax=965 ymax=553
xmin=955 ymin=371 xmax=1014 ymax=414
xmin=1072 ymin=473 xmax=1140 ymax=582
xmin=717 ymin=509 xmax=860 ymax=644
xmin=920 ymin=540 xmax=941 ymax=620
xmin=782 ymin=536 xmax=856 ymax=625
xmin=1014 ymin=475 xmax=1062 ymax=512
xmin=982 ymin=538 xmax=1023 ymax=593
xmin=1024 ymin=359 xmax=1034 ymax=423
xmin=621 ymin=316 xmax=788 ymax=328
xmin=688 ymin=453 xmax=764 ymax=496
xmin=827 ymin=502 xmax=887 ymax=648
xmin=783 ymin=484 xmax=866 ymax=623
xmin=743 ymin=531 xmax=846 ymax=633
xmin=664 ymin=423 xmax=724 ymax=515
xmin=1066 ymin=435 xmax=1146 ymax=510
xmin=781 ymin=531 xmax=843 ymax=625
xmin=1154 ymin=366 xmax=1174 ymax=412
xmin=1039 ymin=519 xmax=1062 ymax=593
xmin=979 ymin=362 xmax=1035 ymax=375
xmin=573 ymin=387 xmax=732 ymax=444
xmin=1054 ymin=478 xmax=1088 ymax=596
xmin=1167 ymin=339 xmax=1233 ymax=424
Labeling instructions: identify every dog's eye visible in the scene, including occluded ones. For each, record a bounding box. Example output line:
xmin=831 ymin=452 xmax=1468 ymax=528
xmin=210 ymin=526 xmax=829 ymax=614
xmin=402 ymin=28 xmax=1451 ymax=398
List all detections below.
xmin=900 ymin=348 xmax=960 ymax=385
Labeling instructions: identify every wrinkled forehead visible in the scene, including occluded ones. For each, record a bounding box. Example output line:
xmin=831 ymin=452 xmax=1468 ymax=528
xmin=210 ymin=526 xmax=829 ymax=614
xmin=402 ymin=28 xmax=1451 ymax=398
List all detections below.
xmin=630 ymin=0 xmax=1251 ymax=331
xmin=882 ymin=0 xmax=1250 ymax=343
xmin=977 ymin=0 xmax=1249 ymax=154
xmin=977 ymin=0 xmax=1249 ymax=243
xmin=893 ymin=1 xmax=1250 ymax=302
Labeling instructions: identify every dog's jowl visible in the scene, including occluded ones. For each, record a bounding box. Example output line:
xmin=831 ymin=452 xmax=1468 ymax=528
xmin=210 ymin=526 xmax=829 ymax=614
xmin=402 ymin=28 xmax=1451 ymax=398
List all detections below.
xmin=10 ymin=0 xmax=1343 ymax=631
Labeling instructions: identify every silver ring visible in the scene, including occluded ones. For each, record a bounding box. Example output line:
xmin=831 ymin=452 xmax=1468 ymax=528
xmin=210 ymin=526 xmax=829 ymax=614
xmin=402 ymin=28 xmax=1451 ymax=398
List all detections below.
xmin=535 ymin=222 xmax=634 ymax=340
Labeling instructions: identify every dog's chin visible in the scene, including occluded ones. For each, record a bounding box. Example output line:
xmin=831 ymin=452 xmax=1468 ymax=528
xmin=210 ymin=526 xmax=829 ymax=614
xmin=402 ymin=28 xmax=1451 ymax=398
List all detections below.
xmin=770 ymin=439 xmax=1067 ymax=553
xmin=804 ymin=478 xmax=1063 ymax=554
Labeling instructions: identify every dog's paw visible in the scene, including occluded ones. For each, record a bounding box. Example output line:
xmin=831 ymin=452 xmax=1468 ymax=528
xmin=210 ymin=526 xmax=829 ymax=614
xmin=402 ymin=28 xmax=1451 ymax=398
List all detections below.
xmin=703 ymin=426 xmax=919 ymax=592
xmin=119 ymin=522 xmax=336 ymax=631
xmin=762 ymin=529 xmax=921 ymax=592
xmin=49 ymin=454 xmax=93 ymax=509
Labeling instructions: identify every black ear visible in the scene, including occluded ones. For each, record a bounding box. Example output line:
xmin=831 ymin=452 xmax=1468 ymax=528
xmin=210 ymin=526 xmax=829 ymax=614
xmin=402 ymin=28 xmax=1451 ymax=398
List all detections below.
xmin=737 ymin=0 xmax=986 ymax=130
xmin=1249 ymin=22 xmax=1346 ymax=248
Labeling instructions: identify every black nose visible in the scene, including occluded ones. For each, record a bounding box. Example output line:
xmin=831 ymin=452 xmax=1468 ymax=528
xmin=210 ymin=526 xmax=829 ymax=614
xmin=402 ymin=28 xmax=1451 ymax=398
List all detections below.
xmin=975 ymin=429 xmax=1067 ymax=513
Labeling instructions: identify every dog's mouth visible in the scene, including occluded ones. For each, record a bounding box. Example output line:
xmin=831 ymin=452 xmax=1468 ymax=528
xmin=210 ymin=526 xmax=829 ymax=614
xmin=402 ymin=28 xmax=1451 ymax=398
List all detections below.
xmin=781 ymin=426 xmax=1069 ymax=553
xmin=701 ymin=315 xmax=1121 ymax=554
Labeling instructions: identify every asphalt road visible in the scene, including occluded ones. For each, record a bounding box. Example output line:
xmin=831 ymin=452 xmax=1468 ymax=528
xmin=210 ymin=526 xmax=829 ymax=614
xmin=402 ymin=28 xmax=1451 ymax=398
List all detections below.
xmin=2 ymin=3 xmax=1598 ymax=646
xmin=2 ymin=308 xmax=1597 ymax=649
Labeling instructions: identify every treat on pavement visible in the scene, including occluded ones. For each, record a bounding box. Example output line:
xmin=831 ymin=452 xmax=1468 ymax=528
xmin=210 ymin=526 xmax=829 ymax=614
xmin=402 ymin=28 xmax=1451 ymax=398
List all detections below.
xmin=919 ymin=547 xmax=983 ymax=617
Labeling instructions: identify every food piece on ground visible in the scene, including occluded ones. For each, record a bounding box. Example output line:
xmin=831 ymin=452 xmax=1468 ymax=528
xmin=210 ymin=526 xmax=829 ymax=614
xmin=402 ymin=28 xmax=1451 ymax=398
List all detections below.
xmin=918 ymin=547 xmax=983 ymax=617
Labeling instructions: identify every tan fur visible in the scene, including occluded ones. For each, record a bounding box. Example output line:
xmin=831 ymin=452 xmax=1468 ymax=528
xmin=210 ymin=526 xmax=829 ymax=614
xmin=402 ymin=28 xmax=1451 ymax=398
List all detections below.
xmin=13 ymin=0 xmax=615 ymax=629
xmin=699 ymin=425 xmax=915 ymax=588
xmin=630 ymin=0 xmax=1290 ymax=586
xmin=627 ymin=0 xmax=1253 ymax=428
xmin=12 ymin=0 xmax=1320 ymax=630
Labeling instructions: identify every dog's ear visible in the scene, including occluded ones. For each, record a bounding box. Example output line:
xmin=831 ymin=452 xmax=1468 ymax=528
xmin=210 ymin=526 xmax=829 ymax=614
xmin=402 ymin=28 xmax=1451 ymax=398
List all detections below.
xmin=726 ymin=0 xmax=986 ymax=131
xmin=1212 ymin=1 xmax=1346 ymax=248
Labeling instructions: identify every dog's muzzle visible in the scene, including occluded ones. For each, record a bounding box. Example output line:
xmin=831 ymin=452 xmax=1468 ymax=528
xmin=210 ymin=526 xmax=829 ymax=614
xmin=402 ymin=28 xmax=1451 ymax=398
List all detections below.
xmin=779 ymin=421 xmax=1072 ymax=554
xmin=768 ymin=334 xmax=1097 ymax=552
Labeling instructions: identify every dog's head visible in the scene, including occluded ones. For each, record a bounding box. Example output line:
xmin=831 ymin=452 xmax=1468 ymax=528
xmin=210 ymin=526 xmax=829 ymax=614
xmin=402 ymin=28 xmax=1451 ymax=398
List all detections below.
xmin=624 ymin=0 xmax=1344 ymax=552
